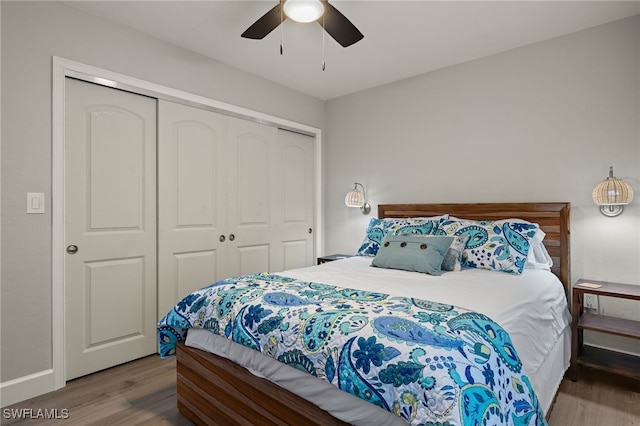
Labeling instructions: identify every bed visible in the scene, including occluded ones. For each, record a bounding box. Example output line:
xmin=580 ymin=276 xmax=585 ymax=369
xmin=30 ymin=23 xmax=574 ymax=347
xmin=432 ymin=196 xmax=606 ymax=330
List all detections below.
xmin=158 ymin=202 xmax=571 ymax=426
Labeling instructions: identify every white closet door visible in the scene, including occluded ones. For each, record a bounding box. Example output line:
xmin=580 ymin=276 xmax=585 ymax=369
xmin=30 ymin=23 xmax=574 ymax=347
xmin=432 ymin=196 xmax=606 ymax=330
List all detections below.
xmin=277 ymin=129 xmax=315 ymax=270
xmin=226 ymin=116 xmax=280 ymax=275
xmin=157 ymin=100 xmax=228 ymax=318
xmin=65 ymin=78 xmax=157 ymax=380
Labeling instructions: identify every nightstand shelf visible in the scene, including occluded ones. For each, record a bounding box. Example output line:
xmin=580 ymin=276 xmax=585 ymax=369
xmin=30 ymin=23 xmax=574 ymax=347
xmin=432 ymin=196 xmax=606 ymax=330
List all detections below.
xmin=579 ymin=312 xmax=640 ymax=338
xmin=317 ymin=254 xmax=354 ymax=265
xmin=576 ymin=346 xmax=640 ymax=380
xmin=571 ymin=279 xmax=640 ymax=381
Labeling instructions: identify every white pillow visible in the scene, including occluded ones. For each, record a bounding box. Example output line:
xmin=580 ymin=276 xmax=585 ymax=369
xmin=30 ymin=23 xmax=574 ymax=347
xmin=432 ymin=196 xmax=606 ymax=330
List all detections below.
xmin=525 ymin=229 xmax=553 ymax=270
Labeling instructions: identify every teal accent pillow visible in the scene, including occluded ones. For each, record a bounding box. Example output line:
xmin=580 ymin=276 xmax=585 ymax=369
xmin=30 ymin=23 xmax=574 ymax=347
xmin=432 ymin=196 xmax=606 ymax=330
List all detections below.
xmin=371 ymin=235 xmax=454 ymax=275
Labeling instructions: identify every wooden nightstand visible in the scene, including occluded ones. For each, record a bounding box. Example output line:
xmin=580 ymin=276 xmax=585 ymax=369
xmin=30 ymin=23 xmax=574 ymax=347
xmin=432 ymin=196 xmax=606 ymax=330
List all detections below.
xmin=317 ymin=254 xmax=354 ymax=265
xmin=571 ymin=279 xmax=640 ymax=381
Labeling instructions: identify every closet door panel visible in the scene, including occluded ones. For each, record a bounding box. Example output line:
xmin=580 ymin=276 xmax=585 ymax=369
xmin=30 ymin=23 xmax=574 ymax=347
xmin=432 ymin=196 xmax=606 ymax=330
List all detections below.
xmin=175 ymin=250 xmax=217 ymax=298
xmin=175 ymin=125 xmax=216 ymax=226
xmin=237 ymin=245 xmax=270 ymax=276
xmin=278 ymin=130 xmax=315 ymax=270
xmin=237 ymin=136 xmax=269 ymax=225
xmin=227 ymin=117 xmax=279 ymax=276
xmin=158 ymin=101 xmax=228 ymax=318
xmin=159 ymin=105 xmax=315 ymax=309
xmin=65 ymin=78 xmax=157 ymax=380
xmin=283 ymin=240 xmax=309 ymax=271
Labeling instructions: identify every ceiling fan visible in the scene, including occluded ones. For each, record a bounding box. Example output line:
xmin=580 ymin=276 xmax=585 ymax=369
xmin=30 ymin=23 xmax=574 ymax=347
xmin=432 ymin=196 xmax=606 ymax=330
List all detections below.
xmin=241 ymin=0 xmax=364 ymax=48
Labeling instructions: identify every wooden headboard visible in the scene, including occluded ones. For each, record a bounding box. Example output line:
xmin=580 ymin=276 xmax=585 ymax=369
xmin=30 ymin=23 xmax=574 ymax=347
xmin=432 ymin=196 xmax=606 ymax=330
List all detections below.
xmin=378 ymin=202 xmax=571 ymax=298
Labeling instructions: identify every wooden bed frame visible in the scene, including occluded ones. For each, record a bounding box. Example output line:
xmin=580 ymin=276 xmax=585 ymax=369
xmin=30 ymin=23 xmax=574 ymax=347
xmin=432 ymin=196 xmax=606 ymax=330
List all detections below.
xmin=176 ymin=202 xmax=571 ymax=425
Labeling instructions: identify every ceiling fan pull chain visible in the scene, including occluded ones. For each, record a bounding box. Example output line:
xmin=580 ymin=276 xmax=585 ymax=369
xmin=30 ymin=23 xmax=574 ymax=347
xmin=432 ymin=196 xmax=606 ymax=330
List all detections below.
xmin=322 ymin=14 xmax=326 ymax=71
xmin=280 ymin=3 xmax=284 ymax=55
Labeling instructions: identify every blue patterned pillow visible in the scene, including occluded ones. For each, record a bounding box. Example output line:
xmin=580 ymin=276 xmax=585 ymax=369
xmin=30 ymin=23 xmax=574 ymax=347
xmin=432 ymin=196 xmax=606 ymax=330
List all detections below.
xmin=357 ymin=218 xmax=386 ymax=256
xmin=415 ymin=234 xmax=471 ymax=272
xmin=356 ymin=217 xmax=444 ymax=257
xmin=371 ymin=235 xmax=454 ymax=275
xmin=436 ymin=218 xmax=541 ymax=274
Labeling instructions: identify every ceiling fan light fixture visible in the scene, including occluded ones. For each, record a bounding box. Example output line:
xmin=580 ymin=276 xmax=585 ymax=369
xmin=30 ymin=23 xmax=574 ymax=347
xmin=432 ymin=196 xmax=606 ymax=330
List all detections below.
xmin=283 ymin=0 xmax=325 ymax=23
xmin=241 ymin=0 xmax=363 ymax=48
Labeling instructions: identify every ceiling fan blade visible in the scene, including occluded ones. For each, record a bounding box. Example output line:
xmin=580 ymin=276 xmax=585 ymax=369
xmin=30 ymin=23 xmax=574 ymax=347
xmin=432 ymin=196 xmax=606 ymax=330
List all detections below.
xmin=241 ymin=2 xmax=283 ymax=40
xmin=322 ymin=2 xmax=363 ymax=47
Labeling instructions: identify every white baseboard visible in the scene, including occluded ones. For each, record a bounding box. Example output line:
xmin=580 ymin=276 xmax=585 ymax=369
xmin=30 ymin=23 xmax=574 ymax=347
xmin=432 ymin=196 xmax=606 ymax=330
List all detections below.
xmin=0 ymin=369 xmax=56 ymax=408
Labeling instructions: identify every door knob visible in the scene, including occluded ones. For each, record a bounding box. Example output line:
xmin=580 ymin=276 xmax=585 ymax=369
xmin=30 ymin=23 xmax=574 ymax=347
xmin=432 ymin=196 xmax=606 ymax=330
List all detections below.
xmin=219 ymin=235 xmax=226 ymax=242
xmin=229 ymin=234 xmax=235 ymax=241
xmin=66 ymin=245 xmax=79 ymax=254
xmin=308 ymin=228 xmax=313 ymax=234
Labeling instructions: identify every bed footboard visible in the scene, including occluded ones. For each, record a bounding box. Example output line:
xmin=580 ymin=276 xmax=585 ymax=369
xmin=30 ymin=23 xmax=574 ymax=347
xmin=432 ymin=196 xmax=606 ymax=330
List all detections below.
xmin=176 ymin=342 xmax=349 ymax=426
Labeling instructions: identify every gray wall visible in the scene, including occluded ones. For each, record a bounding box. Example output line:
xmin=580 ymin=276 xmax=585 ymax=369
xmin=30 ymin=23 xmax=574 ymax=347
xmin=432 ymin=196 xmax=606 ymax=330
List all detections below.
xmin=1 ymin=1 xmax=324 ymax=383
xmin=325 ymin=16 xmax=640 ymax=351
xmin=2 ymin=0 xmax=639 ymax=397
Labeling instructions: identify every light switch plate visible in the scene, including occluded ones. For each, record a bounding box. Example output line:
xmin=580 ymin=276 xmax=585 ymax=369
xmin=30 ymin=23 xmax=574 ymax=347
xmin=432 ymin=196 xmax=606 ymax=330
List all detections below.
xmin=27 ymin=192 xmax=45 ymax=214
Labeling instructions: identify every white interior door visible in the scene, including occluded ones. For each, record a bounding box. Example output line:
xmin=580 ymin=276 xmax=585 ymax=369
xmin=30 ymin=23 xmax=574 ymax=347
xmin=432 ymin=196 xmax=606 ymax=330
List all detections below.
xmin=65 ymin=78 xmax=157 ymax=380
xmin=227 ymin=116 xmax=280 ymax=275
xmin=277 ymin=129 xmax=315 ymax=270
xmin=226 ymin=120 xmax=315 ymax=274
xmin=157 ymin=100 xmax=228 ymax=318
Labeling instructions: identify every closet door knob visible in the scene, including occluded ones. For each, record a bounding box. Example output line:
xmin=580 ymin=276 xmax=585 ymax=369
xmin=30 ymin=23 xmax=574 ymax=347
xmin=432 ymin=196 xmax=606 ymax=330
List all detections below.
xmin=66 ymin=245 xmax=79 ymax=254
xmin=308 ymin=228 xmax=313 ymax=234
xmin=229 ymin=234 xmax=235 ymax=241
xmin=219 ymin=235 xmax=226 ymax=242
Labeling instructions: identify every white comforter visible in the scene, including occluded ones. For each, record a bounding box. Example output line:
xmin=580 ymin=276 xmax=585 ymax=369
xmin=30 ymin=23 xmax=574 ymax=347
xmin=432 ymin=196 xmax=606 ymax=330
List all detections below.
xmin=186 ymin=256 xmax=571 ymax=425
xmin=282 ymin=256 xmax=571 ymax=381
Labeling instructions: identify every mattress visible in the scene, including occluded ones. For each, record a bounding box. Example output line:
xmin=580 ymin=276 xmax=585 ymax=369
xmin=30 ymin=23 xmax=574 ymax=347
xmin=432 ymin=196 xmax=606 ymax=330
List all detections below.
xmin=185 ymin=256 xmax=571 ymax=423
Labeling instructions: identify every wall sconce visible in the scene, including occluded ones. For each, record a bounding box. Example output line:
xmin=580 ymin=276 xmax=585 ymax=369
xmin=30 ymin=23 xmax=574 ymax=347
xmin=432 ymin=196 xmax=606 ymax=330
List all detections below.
xmin=345 ymin=182 xmax=371 ymax=215
xmin=592 ymin=166 xmax=634 ymax=217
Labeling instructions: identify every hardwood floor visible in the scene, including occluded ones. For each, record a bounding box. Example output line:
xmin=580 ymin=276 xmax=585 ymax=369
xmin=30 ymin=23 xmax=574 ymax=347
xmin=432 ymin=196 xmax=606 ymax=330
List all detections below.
xmin=548 ymin=367 xmax=640 ymax=426
xmin=3 ymin=356 xmax=639 ymax=425
xmin=2 ymin=355 xmax=191 ymax=425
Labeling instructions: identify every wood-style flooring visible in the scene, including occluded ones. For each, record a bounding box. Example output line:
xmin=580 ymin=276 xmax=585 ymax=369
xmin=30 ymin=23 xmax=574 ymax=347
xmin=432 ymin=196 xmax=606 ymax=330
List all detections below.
xmin=548 ymin=367 xmax=640 ymax=426
xmin=2 ymin=356 xmax=191 ymax=425
xmin=3 ymin=355 xmax=639 ymax=425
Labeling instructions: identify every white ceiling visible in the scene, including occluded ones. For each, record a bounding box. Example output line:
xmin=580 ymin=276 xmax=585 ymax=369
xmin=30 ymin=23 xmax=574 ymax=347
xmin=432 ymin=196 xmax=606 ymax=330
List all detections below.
xmin=67 ymin=1 xmax=640 ymax=100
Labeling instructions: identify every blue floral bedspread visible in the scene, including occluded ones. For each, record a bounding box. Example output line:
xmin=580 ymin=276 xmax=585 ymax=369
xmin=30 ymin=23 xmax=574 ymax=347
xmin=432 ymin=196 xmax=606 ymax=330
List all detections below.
xmin=158 ymin=273 xmax=547 ymax=426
